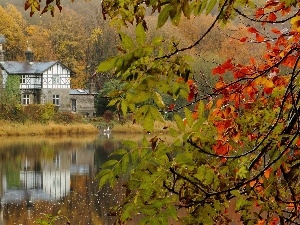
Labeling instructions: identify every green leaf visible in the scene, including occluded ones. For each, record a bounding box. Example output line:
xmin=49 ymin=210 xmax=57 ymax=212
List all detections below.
xmin=170 ymin=6 xmax=181 ymax=26
xmin=184 ymin=107 xmax=193 ymax=127
xmin=102 ymin=159 xmax=118 ymax=169
xmin=236 ymin=165 xmax=248 ymax=179
xmin=182 ymin=0 xmax=191 ymax=18
xmin=198 ymin=100 xmax=205 ymax=119
xmin=230 ymin=190 xmax=241 ymax=197
xmin=121 ymin=99 xmax=128 ymax=115
xmin=152 ymin=36 xmax=163 ymax=46
xmin=194 ymin=0 xmax=207 ymax=15
xmin=206 ymin=0 xmax=217 ymax=14
xmin=98 ymin=169 xmax=113 ymax=188
xmin=97 ymin=57 xmax=118 ymax=72
xmin=122 ymin=140 xmax=138 ymax=149
xmin=110 ymin=149 xmax=128 ymax=157
xmin=136 ymin=23 xmax=146 ymax=45
xmin=119 ymin=32 xmax=135 ymax=50
xmin=121 ymin=154 xmax=130 ymax=172
xmin=157 ymin=4 xmax=172 ymax=28
xmin=174 ymin=114 xmax=185 ymax=132
xmin=153 ymin=92 xmax=165 ymax=109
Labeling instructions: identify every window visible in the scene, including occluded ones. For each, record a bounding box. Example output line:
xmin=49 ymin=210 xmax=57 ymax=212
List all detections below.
xmin=20 ymin=75 xmax=26 ymax=84
xmin=22 ymin=94 xmax=30 ymax=105
xmin=53 ymin=95 xmax=59 ymax=106
xmin=53 ymin=74 xmax=60 ymax=84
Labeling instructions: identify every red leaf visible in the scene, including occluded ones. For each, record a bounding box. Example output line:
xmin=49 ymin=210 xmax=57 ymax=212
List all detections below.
xmin=255 ymin=8 xmax=264 ymax=18
xmin=268 ymin=12 xmax=277 ymax=22
xmin=248 ymin=27 xmax=258 ymax=33
xmin=239 ymin=37 xmax=247 ymax=42
xmin=222 ymin=59 xmax=234 ymax=70
xmin=212 ymin=65 xmax=225 ymax=75
xmin=24 ymin=1 xmax=30 ymax=10
xmin=213 ymin=141 xmax=230 ymax=155
xmin=187 ymin=92 xmax=194 ymax=102
xmin=265 ymin=41 xmax=271 ymax=49
xmin=295 ymin=137 xmax=300 ymax=147
xmin=168 ymin=103 xmax=175 ymax=111
xmin=264 ymin=86 xmax=273 ymax=94
xmin=271 ymin=28 xmax=281 ymax=34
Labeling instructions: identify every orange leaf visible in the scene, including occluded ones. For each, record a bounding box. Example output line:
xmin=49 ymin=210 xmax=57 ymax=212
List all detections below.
xmin=256 ymin=33 xmax=265 ymax=42
xmin=192 ymin=111 xmax=198 ymax=119
xmin=264 ymin=167 xmax=272 ymax=179
xmin=216 ymin=98 xmax=224 ymax=108
xmin=206 ymin=101 xmax=213 ymax=110
xmin=257 ymin=219 xmax=265 ymax=225
xmin=215 ymin=80 xmax=225 ymax=89
xmin=265 ymin=41 xmax=271 ymax=49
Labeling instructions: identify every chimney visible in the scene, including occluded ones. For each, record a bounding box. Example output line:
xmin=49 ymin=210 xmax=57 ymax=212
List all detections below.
xmin=25 ymin=46 xmax=34 ymax=64
xmin=0 ymin=35 xmax=6 ymax=62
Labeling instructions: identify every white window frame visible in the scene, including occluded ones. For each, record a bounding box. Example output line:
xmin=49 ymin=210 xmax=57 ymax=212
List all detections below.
xmin=22 ymin=94 xmax=30 ymax=105
xmin=20 ymin=75 xmax=26 ymax=84
xmin=53 ymin=74 xmax=60 ymax=84
xmin=53 ymin=94 xmax=60 ymax=106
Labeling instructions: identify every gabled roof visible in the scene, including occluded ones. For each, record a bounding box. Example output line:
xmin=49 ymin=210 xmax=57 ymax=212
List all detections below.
xmin=0 ymin=61 xmax=69 ymax=75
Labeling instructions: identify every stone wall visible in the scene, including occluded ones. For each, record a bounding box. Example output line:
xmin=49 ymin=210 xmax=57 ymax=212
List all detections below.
xmin=41 ymin=88 xmax=71 ymax=112
xmin=70 ymin=94 xmax=95 ymax=115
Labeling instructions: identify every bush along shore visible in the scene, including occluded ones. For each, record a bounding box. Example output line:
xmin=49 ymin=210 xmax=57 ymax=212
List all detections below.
xmin=0 ymin=103 xmax=99 ymax=136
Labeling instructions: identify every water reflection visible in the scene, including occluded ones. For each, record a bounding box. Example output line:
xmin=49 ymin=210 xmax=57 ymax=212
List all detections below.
xmin=0 ymin=135 xmax=123 ymax=225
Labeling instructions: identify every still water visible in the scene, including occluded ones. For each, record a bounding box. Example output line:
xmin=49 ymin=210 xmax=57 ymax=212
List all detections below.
xmin=0 ymin=134 xmax=129 ymax=225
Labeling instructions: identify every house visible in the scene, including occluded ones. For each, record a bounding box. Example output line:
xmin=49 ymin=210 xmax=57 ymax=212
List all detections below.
xmin=0 ymin=35 xmax=97 ymax=115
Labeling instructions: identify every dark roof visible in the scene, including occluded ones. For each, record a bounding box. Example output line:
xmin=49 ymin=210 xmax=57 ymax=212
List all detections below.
xmin=0 ymin=61 xmax=64 ymax=75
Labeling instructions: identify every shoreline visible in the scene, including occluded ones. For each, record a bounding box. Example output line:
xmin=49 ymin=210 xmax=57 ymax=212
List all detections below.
xmin=0 ymin=121 xmax=99 ymax=136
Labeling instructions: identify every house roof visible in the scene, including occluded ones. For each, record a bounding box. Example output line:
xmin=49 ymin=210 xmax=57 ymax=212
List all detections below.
xmin=0 ymin=61 xmax=67 ymax=75
xmin=70 ymin=89 xmax=91 ymax=95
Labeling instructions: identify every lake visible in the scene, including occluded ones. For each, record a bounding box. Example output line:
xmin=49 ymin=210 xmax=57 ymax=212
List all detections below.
xmin=0 ymin=134 xmax=130 ymax=225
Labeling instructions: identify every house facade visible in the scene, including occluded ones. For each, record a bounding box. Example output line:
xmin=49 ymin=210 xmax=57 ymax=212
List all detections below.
xmin=0 ymin=36 xmax=96 ymax=115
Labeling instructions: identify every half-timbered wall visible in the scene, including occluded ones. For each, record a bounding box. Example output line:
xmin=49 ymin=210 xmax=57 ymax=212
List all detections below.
xmin=42 ymin=63 xmax=70 ymax=89
xmin=20 ymin=75 xmax=41 ymax=89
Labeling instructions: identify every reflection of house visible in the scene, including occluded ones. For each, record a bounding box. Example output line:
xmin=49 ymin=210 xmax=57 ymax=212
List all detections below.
xmin=0 ymin=35 xmax=96 ymax=115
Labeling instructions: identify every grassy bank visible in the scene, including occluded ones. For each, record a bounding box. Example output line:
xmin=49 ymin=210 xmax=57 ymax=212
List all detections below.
xmin=111 ymin=120 xmax=176 ymax=133
xmin=0 ymin=120 xmax=99 ymax=136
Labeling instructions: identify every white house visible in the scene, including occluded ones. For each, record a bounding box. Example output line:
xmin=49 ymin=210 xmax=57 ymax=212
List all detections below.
xmin=0 ymin=35 xmax=97 ymax=115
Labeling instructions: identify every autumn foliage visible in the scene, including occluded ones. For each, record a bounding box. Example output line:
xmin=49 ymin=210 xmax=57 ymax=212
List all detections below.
xmin=26 ymin=0 xmax=300 ymax=224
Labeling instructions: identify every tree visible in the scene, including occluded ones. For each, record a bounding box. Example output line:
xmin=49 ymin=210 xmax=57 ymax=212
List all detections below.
xmin=26 ymin=0 xmax=300 ymax=224
xmin=25 ymin=25 xmax=56 ymax=61
xmin=0 ymin=4 xmax=26 ymax=60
